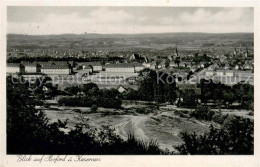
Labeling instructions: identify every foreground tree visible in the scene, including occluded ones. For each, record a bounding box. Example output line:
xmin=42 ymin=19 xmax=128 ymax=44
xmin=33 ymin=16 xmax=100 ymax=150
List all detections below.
xmin=175 ymin=116 xmax=253 ymax=155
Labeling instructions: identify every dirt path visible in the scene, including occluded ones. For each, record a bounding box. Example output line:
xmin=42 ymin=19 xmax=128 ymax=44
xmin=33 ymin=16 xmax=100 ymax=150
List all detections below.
xmin=113 ymin=115 xmax=148 ymax=141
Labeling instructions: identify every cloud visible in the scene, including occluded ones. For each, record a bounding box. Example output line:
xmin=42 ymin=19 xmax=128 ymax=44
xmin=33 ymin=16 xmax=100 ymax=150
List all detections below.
xmin=161 ymin=8 xmax=252 ymax=25
xmin=7 ymin=7 xmax=253 ymax=35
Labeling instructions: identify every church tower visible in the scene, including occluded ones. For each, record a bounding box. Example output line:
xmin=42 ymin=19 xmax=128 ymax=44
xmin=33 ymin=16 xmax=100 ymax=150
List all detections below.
xmin=175 ymin=46 xmax=179 ymax=57
xmin=234 ymin=47 xmax=238 ymax=57
xmin=245 ymin=46 xmax=249 ymax=58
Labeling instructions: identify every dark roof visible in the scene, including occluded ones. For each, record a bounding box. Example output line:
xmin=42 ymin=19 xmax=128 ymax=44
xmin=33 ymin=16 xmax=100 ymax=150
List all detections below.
xmin=84 ymin=65 xmax=93 ymax=69
xmin=132 ymin=63 xmax=144 ymax=67
xmin=118 ymin=85 xmax=128 ymax=90
xmin=85 ymin=62 xmax=102 ymax=66
xmin=38 ymin=61 xmax=68 ymax=66
xmin=41 ymin=65 xmax=70 ymax=69
xmin=106 ymin=63 xmax=135 ymax=68
xmin=22 ymin=63 xmax=37 ymax=66
xmin=7 ymin=63 xmax=20 ymax=67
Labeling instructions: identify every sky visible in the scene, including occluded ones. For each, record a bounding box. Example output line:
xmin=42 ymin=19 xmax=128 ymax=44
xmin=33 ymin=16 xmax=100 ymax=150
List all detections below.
xmin=7 ymin=7 xmax=254 ymax=35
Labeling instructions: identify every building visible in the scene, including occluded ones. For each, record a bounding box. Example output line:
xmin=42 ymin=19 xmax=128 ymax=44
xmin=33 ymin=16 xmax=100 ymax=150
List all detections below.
xmin=106 ymin=64 xmax=135 ymax=73
xmin=219 ymin=54 xmax=226 ymax=63
xmin=169 ymin=62 xmax=177 ymax=68
xmin=133 ymin=63 xmax=144 ymax=72
xmin=77 ymin=65 xmax=93 ymax=76
xmin=85 ymin=62 xmax=102 ymax=72
xmin=23 ymin=62 xmax=38 ymax=73
xmin=216 ymin=70 xmax=225 ymax=76
xmin=129 ymin=53 xmax=147 ymax=63
xmin=41 ymin=65 xmax=71 ymax=75
xmin=225 ymin=70 xmax=234 ymax=77
xmin=7 ymin=63 xmax=22 ymax=74
xmin=118 ymin=85 xmax=128 ymax=93
xmin=235 ymin=70 xmax=254 ymax=78
xmin=205 ymin=70 xmax=214 ymax=77
xmin=142 ymin=62 xmax=151 ymax=68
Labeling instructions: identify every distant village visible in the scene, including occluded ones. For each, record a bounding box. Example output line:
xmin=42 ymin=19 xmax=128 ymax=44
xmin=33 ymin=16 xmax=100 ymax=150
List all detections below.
xmin=7 ymin=46 xmax=254 ymax=95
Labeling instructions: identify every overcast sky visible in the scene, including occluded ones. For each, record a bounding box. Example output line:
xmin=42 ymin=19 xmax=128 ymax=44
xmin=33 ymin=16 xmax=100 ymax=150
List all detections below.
xmin=7 ymin=7 xmax=254 ymax=35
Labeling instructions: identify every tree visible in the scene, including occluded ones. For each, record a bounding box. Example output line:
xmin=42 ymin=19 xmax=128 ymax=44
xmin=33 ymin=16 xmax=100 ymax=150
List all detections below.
xmin=165 ymin=58 xmax=170 ymax=68
xmin=175 ymin=116 xmax=253 ymax=155
xmin=82 ymin=82 xmax=99 ymax=95
xmin=34 ymin=87 xmax=45 ymax=100
xmin=91 ymin=104 xmax=98 ymax=113
xmin=180 ymin=89 xmax=198 ymax=107
xmin=174 ymin=57 xmax=180 ymax=68
xmin=65 ymin=86 xmax=81 ymax=96
xmin=222 ymin=90 xmax=235 ymax=108
xmin=190 ymin=105 xmax=214 ymax=121
xmin=164 ymin=82 xmax=177 ymax=104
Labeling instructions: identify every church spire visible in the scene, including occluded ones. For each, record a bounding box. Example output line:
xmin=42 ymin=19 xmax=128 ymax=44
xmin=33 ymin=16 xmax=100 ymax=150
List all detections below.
xmin=175 ymin=46 xmax=179 ymax=57
xmin=234 ymin=47 xmax=237 ymax=57
xmin=245 ymin=46 xmax=249 ymax=57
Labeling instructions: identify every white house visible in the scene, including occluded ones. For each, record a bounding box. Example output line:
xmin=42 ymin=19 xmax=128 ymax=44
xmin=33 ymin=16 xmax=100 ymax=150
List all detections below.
xmin=23 ymin=63 xmax=37 ymax=73
xmin=85 ymin=62 xmax=102 ymax=72
xmin=205 ymin=70 xmax=214 ymax=77
xmin=7 ymin=63 xmax=21 ymax=74
xmin=142 ymin=62 xmax=151 ymax=68
xmin=118 ymin=85 xmax=128 ymax=93
xmin=78 ymin=65 xmax=93 ymax=76
xmin=133 ymin=63 xmax=144 ymax=72
xmin=41 ymin=65 xmax=71 ymax=75
xmin=216 ymin=70 xmax=225 ymax=76
xmin=225 ymin=70 xmax=234 ymax=77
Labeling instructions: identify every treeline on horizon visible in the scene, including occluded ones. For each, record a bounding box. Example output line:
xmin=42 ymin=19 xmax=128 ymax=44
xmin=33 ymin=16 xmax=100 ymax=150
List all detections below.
xmin=7 ymin=55 xmax=124 ymax=63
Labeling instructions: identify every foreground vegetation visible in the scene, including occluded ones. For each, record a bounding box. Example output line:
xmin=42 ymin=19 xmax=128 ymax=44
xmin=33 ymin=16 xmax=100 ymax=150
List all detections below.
xmin=7 ymin=76 xmax=166 ymax=154
xmin=7 ymin=76 xmax=253 ymax=154
xmin=175 ymin=106 xmax=253 ymax=154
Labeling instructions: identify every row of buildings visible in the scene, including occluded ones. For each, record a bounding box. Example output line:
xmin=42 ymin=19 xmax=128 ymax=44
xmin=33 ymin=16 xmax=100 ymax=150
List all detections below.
xmin=7 ymin=61 xmax=145 ymax=75
xmin=7 ymin=62 xmax=72 ymax=75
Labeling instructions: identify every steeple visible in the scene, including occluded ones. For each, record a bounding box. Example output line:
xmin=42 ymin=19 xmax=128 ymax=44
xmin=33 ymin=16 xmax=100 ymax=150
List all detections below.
xmin=175 ymin=46 xmax=179 ymax=57
xmin=245 ymin=46 xmax=249 ymax=57
xmin=234 ymin=47 xmax=237 ymax=57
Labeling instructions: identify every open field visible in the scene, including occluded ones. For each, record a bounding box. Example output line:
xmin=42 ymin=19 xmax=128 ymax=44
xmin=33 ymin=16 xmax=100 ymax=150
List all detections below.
xmin=42 ymin=105 xmax=219 ymax=151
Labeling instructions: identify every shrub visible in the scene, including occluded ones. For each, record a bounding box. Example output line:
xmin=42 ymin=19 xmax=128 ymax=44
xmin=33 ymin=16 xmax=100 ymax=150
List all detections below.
xmin=91 ymin=104 xmax=98 ymax=113
xmin=190 ymin=106 xmax=214 ymax=121
xmin=175 ymin=116 xmax=254 ymax=155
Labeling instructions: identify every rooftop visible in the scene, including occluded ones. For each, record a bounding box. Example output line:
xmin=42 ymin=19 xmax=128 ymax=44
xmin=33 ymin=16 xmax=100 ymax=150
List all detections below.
xmin=106 ymin=64 xmax=135 ymax=68
xmin=41 ymin=65 xmax=70 ymax=69
xmin=7 ymin=63 xmax=20 ymax=67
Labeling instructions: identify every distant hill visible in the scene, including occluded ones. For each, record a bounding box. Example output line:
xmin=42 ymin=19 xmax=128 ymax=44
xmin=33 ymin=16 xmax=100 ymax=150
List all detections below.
xmin=7 ymin=32 xmax=254 ymax=51
xmin=7 ymin=32 xmax=254 ymax=40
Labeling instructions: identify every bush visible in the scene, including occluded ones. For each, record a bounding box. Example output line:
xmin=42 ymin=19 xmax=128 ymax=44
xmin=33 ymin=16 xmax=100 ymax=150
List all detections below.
xmin=190 ymin=106 xmax=214 ymax=121
xmin=91 ymin=104 xmax=98 ymax=113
